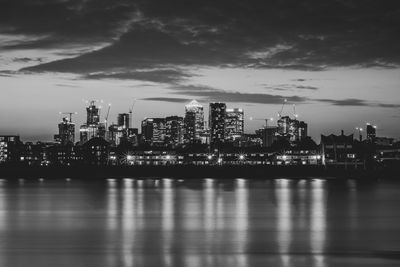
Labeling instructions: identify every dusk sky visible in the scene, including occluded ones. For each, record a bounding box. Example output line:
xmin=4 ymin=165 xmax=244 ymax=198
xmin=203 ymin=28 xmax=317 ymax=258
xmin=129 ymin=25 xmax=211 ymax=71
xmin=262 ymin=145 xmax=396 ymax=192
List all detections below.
xmin=0 ymin=0 xmax=399 ymax=141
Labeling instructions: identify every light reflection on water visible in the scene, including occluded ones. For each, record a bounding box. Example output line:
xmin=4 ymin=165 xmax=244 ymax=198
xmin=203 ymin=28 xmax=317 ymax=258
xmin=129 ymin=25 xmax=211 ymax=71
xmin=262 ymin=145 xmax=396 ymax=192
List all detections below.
xmin=0 ymin=178 xmax=399 ymax=266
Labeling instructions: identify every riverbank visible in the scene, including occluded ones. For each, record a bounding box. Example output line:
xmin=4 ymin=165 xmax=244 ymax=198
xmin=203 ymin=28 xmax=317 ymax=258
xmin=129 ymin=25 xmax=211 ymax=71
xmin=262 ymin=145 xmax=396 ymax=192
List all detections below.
xmin=0 ymin=165 xmax=398 ymax=179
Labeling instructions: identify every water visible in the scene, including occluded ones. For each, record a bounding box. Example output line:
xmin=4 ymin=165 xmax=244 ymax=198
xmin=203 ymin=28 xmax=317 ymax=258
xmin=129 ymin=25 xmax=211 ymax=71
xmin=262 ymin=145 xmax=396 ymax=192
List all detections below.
xmin=0 ymin=178 xmax=400 ymax=267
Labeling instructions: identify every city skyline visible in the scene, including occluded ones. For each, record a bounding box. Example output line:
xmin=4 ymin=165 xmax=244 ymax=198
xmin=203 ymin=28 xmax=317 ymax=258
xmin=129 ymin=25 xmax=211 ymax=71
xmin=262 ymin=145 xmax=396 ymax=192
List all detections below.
xmin=1 ymin=1 xmax=400 ymax=141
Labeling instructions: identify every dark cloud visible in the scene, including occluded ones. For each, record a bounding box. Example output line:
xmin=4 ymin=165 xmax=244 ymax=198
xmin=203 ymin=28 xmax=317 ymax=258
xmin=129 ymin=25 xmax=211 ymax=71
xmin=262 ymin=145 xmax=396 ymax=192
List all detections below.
xmin=317 ymin=98 xmax=369 ymax=106
xmin=140 ymin=97 xmax=190 ymax=103
xmin=296 ymin=85 xmax=318 ymax=90
xmin=172 ymin=85 xmax=308 ymax=104
xmin=263 ymin=84 xmax=318 ymax=91
xmin=317 ymin=98 xmax=400 ymax=108
xmin=169 ymin=84 xmax=398 ymax=108
xmin=7 ymin=0 xmax=399 ymax=74
xmin=83 ymin=69 xmax=192 ymax=84
xmin=0 ymin=0 xmax=138 ymax=48
xmin=13 ymin=57 xmax=42 ymax=63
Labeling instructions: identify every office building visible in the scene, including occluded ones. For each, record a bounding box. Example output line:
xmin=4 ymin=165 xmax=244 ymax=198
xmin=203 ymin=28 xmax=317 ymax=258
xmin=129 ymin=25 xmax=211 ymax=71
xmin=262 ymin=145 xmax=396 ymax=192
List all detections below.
xmin=184 ymin=100 xmax=204 ymax=143
xmin=141 ymin=118 xmax=166 ymax=145
xmin=165 ymin=116 xmax=184 ymax=147
xmin=277 ymin=116 xmax=308 ymax=142
xmin=260 ymin=127 xmax=278 ymax=147
xmin=225 ymin=108 xmax=244 ymax=141
xmin=209 ymin=102 xmax=226 ymax=145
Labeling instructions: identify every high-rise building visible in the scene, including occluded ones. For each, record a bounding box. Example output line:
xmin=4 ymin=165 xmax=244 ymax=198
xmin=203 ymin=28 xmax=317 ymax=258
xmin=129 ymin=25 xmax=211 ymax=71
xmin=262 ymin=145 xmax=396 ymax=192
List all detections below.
xmin=209 ymin=102 xmax=226 ymax=145
xmin=86 ymin=101 xmax=100 ymax=125
xmin=80 ymin=101 xmax=105 ymax=144
xmin=259 ymin=127 xmax=278 ymax=147
xmin=225 ymin=108 xmax=244 ymax=141
xmin=141 ymin=118 xmax=166 ymax=145
xmin=277 ymin=116 xmax=308 ymax=142
xmin=184 ymin=100 xmax=204 ymax=143
xmin=366 ymin=123 xmax=377 ymax=142
xmin=277 ymin=116 xmax=291 ymax=137
xmin=56 ymin=117 xmax=75 ymax=145
xmin=117 ymin=113 xmax=130 ymax=129
xmin=165 ymin=116 xmax=184 ymax=147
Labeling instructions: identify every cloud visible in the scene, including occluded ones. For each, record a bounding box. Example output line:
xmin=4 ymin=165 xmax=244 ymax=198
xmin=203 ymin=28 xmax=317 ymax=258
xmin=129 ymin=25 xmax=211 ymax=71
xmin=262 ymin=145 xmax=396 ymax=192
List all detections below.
xmin=169 ymin=84 xmax=398 ymax=108
xmin=171 ymin=85 xmax=308 ymax=104
xmin=83 ymin=69 xmax=192 ymax=84
xmin=7 ymin=0 xmax=399 ymax=73
xmin=13 ymin=57 xmax=42 ymax=63
xmin=140 ymin=97 xmax=190 ymax=103
xmin=317 ymin=98 xmax=368 ymax=106
xmin=317 ymin=98 xmax=400 ymax=108
xmin=296 ymin=85 xmax=318 ymax=90
xmin=262 ymin=84 xmax=318 ymax=91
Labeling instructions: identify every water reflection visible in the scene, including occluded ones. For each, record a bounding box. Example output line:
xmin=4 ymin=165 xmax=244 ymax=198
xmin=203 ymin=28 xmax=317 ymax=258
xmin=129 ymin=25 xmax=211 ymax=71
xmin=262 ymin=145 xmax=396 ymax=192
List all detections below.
xmin=122 ymin=178 xmax=134 ymax=267
xmin=275 ymin=179 xmax=293 ymax=267
xmin=0 ymin=178 xmax=399 ymax=267
xmin=310 ymin=180 xmax=326 ymax=267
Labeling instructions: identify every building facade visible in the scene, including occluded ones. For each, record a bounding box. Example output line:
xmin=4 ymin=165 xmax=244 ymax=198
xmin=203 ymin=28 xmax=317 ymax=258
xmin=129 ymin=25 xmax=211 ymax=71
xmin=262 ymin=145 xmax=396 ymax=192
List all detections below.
xmin=184 ymin=100 xmax=204 ymax=144
xmin=225 ymin=108 xmax=244 ymax=142
xmin=209 ymin=102 xmax=226 ymax=145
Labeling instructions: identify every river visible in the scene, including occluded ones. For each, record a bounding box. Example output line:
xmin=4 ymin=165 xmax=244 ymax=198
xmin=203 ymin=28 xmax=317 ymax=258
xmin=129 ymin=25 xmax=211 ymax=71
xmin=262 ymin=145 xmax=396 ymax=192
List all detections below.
xmin=0 ymin=178 xmax=399 ymax=266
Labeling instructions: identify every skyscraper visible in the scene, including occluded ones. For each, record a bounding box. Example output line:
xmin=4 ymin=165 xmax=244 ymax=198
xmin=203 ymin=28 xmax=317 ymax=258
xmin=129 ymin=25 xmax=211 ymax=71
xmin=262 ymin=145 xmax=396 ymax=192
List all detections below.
xmin=141 ymin=118 xmax=166 ymax=145
xmin=80 ymin=101 xmax=105 ymax=144
xmin=86 ymin=101 xmax=100 ymax=125
xmin=366 ymin=123 xmax=377 ymax=142
xmin=117 ymin=113 xmax=130 ymax=129
xmin=209 ymin=102 xmax=226 ymax=145
xmin=277 ymin=116 xmax=291 ymax=138
xmin=57 ymin=117 xmax=75 ymax=145
xmin=184 ymin=100 xmax=204 ymax=143
xmin=277 ymin=116 xmax=308 ymax=142
xmin=260 ymin=127 xmax=278 ymax=147
xmin=165 ymin=116 xmax=184 ymax=147
xmin=225 ymin=108 xmax=244 ymax=141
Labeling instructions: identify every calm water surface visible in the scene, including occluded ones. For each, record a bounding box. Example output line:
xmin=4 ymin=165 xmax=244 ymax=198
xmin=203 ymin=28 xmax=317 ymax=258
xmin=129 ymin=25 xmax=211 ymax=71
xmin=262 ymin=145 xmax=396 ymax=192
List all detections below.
xmin=0 ymin=178 xmax=400 ymax=267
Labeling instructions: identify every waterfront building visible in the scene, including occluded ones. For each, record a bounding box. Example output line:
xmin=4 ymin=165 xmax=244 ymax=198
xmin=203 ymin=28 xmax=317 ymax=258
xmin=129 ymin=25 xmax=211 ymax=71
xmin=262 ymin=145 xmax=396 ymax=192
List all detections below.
xmin=225 ymin=108 xmax=244 ymax=142
xmin=320 ymin=131 xmax=360 ymax=167
xmin=124 ymin=151 xmax=180 ymax=166
xmin=0 ymin=135 xmax=22 ymax=164
xmin=209 ymin=102 xmax=226 ymax=145
xmin=82 ymin=137 xmax=110 ymax=165
xmin=184 ymin=100 xmax=204 ymax=143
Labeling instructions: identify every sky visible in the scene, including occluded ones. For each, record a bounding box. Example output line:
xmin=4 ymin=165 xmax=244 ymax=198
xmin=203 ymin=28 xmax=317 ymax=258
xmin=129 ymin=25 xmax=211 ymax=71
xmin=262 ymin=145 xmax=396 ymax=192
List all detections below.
xmin=0 ymin=0 xmax=399 ymax=142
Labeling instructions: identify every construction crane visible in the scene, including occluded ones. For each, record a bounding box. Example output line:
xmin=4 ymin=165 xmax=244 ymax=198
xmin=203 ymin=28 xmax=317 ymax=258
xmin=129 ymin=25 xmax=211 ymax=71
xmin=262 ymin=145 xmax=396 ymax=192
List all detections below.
xmin=104 ymin=104 xmax=111 ymax=128
xmin=129 ymin=99 xmax=137 ymax=128
xmin=249 ymin=117 xmax=274 ymax=128
xmin=59 ymin=112 xmax=77 ymax=122
xmin=278 ymin=98 xmax=287 ymax=118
